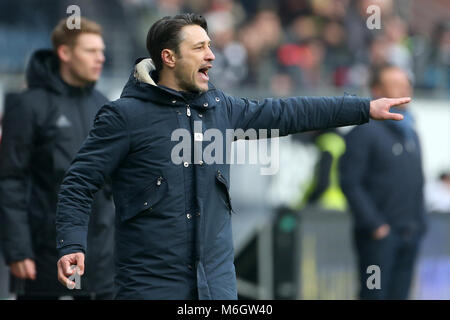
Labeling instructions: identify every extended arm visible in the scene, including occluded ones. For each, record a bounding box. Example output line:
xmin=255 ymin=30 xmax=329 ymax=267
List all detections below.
xmin=222 ymin=92 xmax=410 ymax=136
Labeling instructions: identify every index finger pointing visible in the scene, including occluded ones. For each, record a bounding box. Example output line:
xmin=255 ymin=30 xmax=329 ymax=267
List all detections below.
xmin=389 ymin=97 xmax=411 ymax=107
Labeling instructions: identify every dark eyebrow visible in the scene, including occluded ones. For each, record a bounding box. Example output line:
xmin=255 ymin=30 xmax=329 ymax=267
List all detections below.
xmin=193 ymin=40 xmax=211 ymax=47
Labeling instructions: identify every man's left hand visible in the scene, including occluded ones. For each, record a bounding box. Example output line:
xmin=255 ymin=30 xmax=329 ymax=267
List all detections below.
xmin=369 ymin=97 xmax=411 ymax=121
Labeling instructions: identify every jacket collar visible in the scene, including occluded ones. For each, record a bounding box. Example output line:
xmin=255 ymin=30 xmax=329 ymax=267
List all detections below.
xmin=26 ymin=49 xmax=95 ymax=96
xmin=120 ymin=58 xmax=218 ymax=110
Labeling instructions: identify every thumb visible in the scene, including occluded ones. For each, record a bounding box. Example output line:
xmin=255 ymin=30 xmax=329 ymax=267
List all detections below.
xmin=75 ymin=253 xmax=85 ymax=276
xmin=387 ymin=111 xmax=404 ymax=121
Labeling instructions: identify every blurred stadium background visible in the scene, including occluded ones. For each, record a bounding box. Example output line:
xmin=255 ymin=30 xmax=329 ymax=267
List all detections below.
xmin=0 ymin=0 xmax=449 ymax=299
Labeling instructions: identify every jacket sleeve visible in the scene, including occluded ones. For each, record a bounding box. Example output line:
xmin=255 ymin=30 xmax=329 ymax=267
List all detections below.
xmin=339 ymin=126 xmax=386 ymax=231
xmin=56 ymin=103 xmax=129 ymax=258
xmin=221 ymin=92 xmax=371 ymax=136
xmin=0 ymin=95 xmax=35 ymax=263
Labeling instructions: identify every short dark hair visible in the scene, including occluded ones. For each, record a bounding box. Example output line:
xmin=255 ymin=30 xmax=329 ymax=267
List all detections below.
xmin=368 ymin=63 xmax=413 ymax=89
xmin=369 ymin=64 xmax=397 ymax=88
xmin=146 ymin=13 xmax=208 ymax=71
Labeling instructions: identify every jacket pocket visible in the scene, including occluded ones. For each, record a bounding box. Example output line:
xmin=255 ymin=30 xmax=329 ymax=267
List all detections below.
xmin=119 ymin=176 xmax=168 ymax=222
xmin=215 ymin=170 xmax=234 ymax=214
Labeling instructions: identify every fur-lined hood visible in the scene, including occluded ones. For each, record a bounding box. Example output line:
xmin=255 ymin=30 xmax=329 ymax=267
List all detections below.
xmin=133 ymin=58 xmax=157 ymax=86
xmin=120 ymin=58 xmax=216 ymax=105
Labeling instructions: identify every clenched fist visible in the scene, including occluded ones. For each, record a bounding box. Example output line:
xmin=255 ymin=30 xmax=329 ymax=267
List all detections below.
xmin=57 ymin=252 xmax=85 ymax=289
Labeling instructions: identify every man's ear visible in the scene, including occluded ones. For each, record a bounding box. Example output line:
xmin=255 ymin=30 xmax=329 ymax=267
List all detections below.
xmin=57 ymin=45 xmax=72 ymax=63
xmin=161 ymin=49 xmax=176 ymax=68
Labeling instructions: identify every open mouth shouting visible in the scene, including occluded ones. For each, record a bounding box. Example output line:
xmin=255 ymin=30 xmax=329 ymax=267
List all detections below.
xmin=198 ymin=65 xmax=211 ymax=82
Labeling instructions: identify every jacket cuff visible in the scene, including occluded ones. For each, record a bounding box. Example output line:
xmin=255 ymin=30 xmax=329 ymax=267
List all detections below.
xmin=2 ymin=238 xmax=35 ymax=264
xmin=56 ymin=229 xmax=87 ymax=256
xmin=360 ymin=98 xmax=371 ymax=123
xmin=340 ymin=94 xmax=371 ymax=125
xmin=4 ymin=251 xmax=35 ymax=265
xmin=58 ymin=244 xmax=86 ymax=260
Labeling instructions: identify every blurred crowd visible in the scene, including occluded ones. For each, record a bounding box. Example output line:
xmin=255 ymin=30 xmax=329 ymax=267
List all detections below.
xmin=1 ymin=0 xmax=450 ymax=95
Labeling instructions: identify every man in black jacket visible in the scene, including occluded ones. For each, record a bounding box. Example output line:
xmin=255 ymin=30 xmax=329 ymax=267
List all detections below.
xmin=54 ymin=14 xmax=412 ymax=299
xmin=340 ymin=65 xmax=427 ymax=299
xmin=0 ymin=17 xmax=115 ymax=299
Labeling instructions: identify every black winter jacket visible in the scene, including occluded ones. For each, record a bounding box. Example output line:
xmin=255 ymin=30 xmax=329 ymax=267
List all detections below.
xmin=0 ymin=50 xmax=115 ymax=296
xmin=339 ymin=120 xmax=426 ymax=236
xmin=56 ymin=58 xmax=371 ymax=299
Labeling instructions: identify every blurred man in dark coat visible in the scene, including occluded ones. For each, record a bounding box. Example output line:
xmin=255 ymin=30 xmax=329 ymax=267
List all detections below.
xmin=55 ymin=14 xmax=411 ymax=300
xmin=0 ymin=17 xmax=115 ymax=299
xmin=340 ymin=65 xmax=426 ymax=300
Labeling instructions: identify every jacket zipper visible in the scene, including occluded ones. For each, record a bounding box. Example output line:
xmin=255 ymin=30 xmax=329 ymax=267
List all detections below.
xmin=77 ymin=95 xmax=88 ymax=136
xmin=186 ymin=105 xmax=191 ymax=117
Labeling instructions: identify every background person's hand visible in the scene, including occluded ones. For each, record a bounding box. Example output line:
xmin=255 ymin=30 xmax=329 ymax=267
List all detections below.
xmin=57 ymin=252 xmax=85 ymax=288
xmin=373 ymin=224 xmax=391 ymax=240
xmin=9 ymin=258 xmax=36 ymax=280
xmin=369 ymin=97 xmax=411 ymax=120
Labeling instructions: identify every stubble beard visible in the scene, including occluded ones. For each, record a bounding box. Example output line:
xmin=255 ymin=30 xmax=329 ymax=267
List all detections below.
xmin=174 ymin=56 xmax=207 ymax=93
xmin=175 ymin=68 xmax=205 ymax=93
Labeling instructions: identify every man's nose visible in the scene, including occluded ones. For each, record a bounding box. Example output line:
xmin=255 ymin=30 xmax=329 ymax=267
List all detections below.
xmin=97 ymin=51 xmax=105 ymax=63
xmin=205 ymin=47 xmax=215 ymax=61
